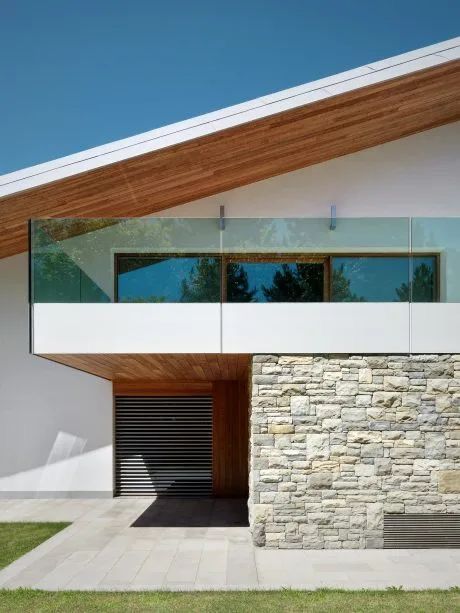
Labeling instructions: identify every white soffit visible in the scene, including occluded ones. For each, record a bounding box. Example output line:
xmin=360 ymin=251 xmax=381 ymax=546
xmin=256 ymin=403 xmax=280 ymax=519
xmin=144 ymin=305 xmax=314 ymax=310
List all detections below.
xmin=1 ymin=37 xmax=459 ymax=199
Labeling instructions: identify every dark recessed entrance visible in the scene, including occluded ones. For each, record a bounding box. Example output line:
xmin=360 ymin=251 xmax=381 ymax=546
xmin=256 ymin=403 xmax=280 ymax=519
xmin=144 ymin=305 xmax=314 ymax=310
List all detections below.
xmin=115 ymin=395 xmax=213 ymax=497
xmin=114 ymin=380 xmax=249 ymax=500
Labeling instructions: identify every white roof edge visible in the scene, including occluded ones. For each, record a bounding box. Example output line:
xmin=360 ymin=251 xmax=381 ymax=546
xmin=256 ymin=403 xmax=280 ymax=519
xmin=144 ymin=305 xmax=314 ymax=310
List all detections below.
xmin=1 ymin=36 xmax=459 ymax=198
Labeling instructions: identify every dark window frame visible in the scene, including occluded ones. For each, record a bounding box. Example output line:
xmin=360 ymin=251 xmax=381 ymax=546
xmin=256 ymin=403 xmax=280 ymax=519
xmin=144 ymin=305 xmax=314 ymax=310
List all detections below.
xmin=114 ymin=252 xmax=440 ymax=304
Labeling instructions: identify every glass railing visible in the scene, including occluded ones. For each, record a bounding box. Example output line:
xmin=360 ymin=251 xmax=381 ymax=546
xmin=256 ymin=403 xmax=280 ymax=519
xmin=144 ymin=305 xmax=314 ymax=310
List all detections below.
xmin=29 ymin=217 xmax=459 ymax=304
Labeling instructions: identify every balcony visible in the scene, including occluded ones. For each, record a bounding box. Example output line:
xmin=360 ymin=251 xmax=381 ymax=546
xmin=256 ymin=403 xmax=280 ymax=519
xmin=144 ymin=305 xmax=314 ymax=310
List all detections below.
xmin=30 ymin=217 xmax=460 ymax=355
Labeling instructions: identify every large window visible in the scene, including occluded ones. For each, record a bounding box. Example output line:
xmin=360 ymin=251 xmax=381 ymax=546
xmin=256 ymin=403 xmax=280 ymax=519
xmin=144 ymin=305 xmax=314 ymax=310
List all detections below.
xmin=117 ymin=255 xmax=221 ymax=303
xmin=331 ymin=255 xmax=438 ymax=302
xmin=115 ymin=254 xmax=438 ymax=303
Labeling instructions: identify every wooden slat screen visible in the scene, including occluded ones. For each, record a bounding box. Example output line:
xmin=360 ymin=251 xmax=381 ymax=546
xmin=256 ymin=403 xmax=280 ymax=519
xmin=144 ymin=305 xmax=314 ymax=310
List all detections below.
xmin=115 ymin=395 xmax=212 ymax=497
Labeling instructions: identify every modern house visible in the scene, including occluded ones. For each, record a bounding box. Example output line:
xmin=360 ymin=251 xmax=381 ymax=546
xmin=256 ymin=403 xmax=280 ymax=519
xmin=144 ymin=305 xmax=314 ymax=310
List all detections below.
xmin=1 ymin=37 xmax=459 ymax=550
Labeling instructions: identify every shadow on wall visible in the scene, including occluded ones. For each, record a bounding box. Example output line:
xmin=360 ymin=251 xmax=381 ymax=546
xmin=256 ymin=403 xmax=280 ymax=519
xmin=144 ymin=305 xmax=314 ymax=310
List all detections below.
xmin=0 ymin=253 xmax=113 ymax=493
xmin=0 ymin=437 xmax=112 ymax=494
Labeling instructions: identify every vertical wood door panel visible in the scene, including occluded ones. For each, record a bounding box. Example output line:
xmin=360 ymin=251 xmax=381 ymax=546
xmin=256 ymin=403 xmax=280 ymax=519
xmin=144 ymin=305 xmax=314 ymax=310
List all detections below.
xmin=212 ymin=380 xmax=249 ymax=497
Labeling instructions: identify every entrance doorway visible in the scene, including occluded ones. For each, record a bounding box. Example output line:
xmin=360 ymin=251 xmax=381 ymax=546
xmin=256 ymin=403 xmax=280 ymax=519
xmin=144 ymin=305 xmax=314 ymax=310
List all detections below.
xmin=114 ymin=380 xmax=249 ymax=499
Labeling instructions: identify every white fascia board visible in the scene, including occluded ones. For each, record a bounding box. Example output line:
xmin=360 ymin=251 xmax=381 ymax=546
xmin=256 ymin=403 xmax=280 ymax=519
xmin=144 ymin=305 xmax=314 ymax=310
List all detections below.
xmin=1 ymin=37 xmax=459 ymax=199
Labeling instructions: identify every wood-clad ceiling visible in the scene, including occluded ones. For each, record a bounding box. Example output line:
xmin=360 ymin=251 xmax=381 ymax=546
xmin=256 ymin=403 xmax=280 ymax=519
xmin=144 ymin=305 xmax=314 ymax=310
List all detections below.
xmin=41 ymin=353 xmax=250 ymax=382
xmin=1 ymin=61 xmax=459 ymax=259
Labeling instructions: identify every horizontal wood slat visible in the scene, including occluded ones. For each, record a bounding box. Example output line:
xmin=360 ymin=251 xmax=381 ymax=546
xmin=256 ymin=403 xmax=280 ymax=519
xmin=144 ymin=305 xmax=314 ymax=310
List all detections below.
xmin=115 ymin=395 xmax=213 ymax=497
xmin=1 ymin=61 xmax=459 ymax=258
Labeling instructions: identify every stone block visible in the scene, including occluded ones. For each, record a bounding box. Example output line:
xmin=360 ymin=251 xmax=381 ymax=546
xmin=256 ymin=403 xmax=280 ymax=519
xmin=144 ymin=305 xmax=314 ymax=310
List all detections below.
xmin=384 ymin=503 xmax=404 ymax=514
xmin=291 ymin=396 xmax=309 ymax=415
xmin=384 ymin=376 xmax=409 ymax=391
xmin=316 ymin=405 xmax=341 ymax=419
xmin=372 ymin=392 xmax=402 ymax=408
xmin=251 ymin=504 xmax=272 ymax=524
xmin=348 ymin=431 xmax=382 ymax=444
xmin=366 ymin=537 xmax=384 ymax=548
xmin=367 ymin=503 xmax=383 ymax=530
xmin=425 ymin=433 xmax=445 ymax=459
xmin=425 ymin=362 xmax=454 ymax=378
xmin=395 ymin=410 xmax=417 ymax=423
xmin=308 ymin=472 xmax=333 ymax=489
xmin=438 ymin=471 xmax=460 ymax=493
xmin=306 ymin=434 xmax=330 ymax=460
xmin=342 ymin=407 xmax=366 ymax=422
xmin=336 ymin=381 xmax=359 ymax=396
xmin=253 ymin=375 xmax=279 ymax=384
xmin=253 ymin=355 xmax=278 ymax=363
xmin=435 ymin=395 xmax=452 ymax=412
xmin=355 ymin=464 xmax=374 ymax=477
xmin=427 ymin=379 xmax=450 ymax=393
xmin=322 ymin=418 xmax=341 ymax=431
xmin=361 ymin=443 xmax=383 ymax=458
xmin=359 ymin=369 xmax=373 ymax=384
xmin=402 ymin=392 xmax=421 ymax=408
xmin=252 ymin=524 xmax=266 ymax=546
xmin=356 ymin=394 xmax=372 ymax=407
xmin=268 ymin=456 xmax=289 ymax=468
xmin=268 ymin=424 xmax=295 ymax=434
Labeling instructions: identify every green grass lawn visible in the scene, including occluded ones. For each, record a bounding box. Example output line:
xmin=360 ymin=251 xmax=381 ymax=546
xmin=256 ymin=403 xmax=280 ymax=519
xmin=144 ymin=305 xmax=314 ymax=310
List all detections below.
xmin=0 ymin=522 xmax=70 ymax=570
xmin=0 ymin=589 xmax=459 ymax=612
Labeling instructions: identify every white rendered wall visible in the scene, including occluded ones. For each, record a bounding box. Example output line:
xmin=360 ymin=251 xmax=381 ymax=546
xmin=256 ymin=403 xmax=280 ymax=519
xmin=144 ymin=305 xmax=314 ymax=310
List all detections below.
xmin=0 ymin=254 xmax=113 ymax=497
xmin=222 ymin=304 xmax=410 ymax=354
xmin=33 ymin=303 xmax=221 ymax=354
xmin=411 ymin=304 xmax=460 ymax=353
xmin=34 ymin=303 xmax=411 ymax=355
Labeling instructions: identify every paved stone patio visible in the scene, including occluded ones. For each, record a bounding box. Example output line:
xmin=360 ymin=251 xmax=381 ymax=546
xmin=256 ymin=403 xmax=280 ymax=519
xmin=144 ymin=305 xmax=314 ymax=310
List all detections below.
xmin=0 ymin=499 xmax=459 ymax=590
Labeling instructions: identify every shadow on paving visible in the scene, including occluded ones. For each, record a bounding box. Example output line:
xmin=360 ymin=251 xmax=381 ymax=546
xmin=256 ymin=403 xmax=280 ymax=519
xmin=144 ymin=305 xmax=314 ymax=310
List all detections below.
xmin=131 ymin=498 xmax=249 ymax=528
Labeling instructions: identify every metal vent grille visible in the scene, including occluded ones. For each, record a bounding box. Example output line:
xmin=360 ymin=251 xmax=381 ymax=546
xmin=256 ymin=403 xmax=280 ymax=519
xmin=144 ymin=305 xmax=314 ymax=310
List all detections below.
xmin=115 ymin=396 xmax=212 ymax=497
xmin=384 ymin=514 xmax=460 ymax=548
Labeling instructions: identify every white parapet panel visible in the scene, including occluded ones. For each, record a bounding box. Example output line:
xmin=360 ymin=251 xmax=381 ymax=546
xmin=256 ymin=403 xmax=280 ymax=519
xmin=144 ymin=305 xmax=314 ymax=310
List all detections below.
xmin=222 ymin=303 xmax=410 ymax=354
xmin=411 ymin=304 xmax=460 ymax=353
xmin=33 ymin=303 xmax=221 ymax=354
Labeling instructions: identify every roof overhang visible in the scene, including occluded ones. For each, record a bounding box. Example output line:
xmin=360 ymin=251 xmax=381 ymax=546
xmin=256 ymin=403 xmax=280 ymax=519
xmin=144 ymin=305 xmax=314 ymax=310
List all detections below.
xmin=1 ymin=38 xmax=459 ymax=258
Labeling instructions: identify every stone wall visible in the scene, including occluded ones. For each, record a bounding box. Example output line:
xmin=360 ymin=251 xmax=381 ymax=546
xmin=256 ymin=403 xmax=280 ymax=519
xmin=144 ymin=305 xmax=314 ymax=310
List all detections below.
xmin=249 ymin=354 xmax=460 ymax=549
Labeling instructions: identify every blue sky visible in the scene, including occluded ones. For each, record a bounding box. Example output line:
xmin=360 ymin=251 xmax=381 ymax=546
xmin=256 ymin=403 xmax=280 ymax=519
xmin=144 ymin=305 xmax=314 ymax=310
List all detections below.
xmin=1 ymin=0 xmax=459 ymax=174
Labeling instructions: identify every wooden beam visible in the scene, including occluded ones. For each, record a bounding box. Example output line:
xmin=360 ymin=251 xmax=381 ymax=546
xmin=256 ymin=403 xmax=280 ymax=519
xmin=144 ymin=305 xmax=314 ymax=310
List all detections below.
xmin=1 ymin=61 xmax=459 ymax=258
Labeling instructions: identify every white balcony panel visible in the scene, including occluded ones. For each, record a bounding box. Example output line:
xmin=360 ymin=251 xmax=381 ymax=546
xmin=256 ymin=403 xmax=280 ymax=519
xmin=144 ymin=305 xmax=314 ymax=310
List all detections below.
xmin=411 ymin=304 xmax=460 ymax=353
xmin=222 ymin=303 xmax=409 ymax=354
xmin=33 ymin=303 xmax=221 ymax=354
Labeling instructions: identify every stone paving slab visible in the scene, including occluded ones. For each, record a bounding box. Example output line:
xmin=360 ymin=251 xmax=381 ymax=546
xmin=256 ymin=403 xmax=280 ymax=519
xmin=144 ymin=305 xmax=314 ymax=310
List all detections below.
xmin=0 ymin=499 xmax=459 ymax=590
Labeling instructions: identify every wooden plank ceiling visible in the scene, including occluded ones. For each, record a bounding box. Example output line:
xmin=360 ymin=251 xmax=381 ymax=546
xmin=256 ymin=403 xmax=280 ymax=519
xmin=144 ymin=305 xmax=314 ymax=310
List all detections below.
xmin=41 ymin=353 xmax=250 ymax=382
xmin=1 ymin=60 xmax=459 ymax=259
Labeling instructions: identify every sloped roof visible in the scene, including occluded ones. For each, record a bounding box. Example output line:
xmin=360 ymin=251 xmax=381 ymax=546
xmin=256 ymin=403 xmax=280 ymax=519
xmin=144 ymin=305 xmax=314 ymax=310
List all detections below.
xmin=0 ymin=37 xmax=459 ymax=257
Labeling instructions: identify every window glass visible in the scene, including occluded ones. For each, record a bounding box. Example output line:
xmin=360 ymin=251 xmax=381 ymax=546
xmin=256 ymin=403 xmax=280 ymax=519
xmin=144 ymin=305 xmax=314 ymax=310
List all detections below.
xmin=117 ymin=256 xmax=221 ymax=303
xmin=411 ymin=256 xmax=438 ymax=302
xmin=331 ymin=256 xmax=437 ymax=302
xmin=226 ymin=261 xmax=324 ymax=302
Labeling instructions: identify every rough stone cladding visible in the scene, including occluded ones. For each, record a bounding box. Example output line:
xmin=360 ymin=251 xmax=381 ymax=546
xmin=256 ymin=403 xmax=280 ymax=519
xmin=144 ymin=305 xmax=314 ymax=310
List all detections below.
xmin=249 ymin=354 xmax=460 ymax=549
